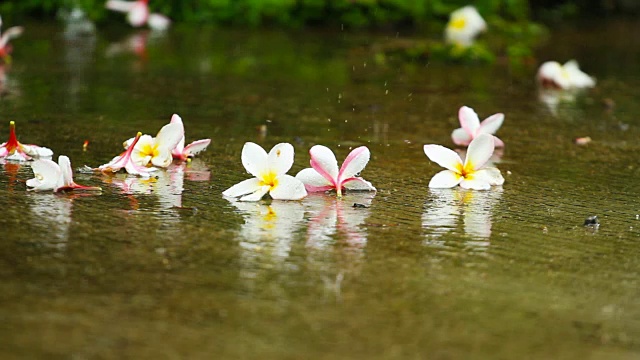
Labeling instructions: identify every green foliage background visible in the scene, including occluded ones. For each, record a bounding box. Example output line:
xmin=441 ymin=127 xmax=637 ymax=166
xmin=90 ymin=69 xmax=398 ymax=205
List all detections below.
xmin=1 ymin=0 xmax=532 ymax=27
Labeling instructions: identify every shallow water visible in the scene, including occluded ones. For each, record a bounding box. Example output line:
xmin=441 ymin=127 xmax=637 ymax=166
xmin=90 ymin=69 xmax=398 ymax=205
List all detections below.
xmin=1 ymin=19 xmax=640 ymax=359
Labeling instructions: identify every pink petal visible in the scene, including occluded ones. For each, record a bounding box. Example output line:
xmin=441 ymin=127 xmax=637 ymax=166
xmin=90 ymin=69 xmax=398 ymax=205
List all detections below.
xmin=183 ymin=139 xmax=211 ymax=157
xmin=342 ymin=177 xmax=376 ymax=191
xmin=492 ymin=136 xmax=505 ymax=148
xmin=451 ymin=128 xmax=472 ymax=146
xmin=309 ymin=145 xmax=339 ymax=185
xmin=127 ymin=2 xmax=149 ymax=27
xmin=423 ymin=144 xmax=463 ymax=173
xmin=105 ymin=0 xmax=136 ymax=13
xmin=337 ymin=146 xmax=370 ymax=184
xmin=295 ymin=167 xmax=333 ymax=192
xmin=478 ymin=113 xmax=504 ymax=135
xmin=459 ymin=106 xmax=481 ymax=136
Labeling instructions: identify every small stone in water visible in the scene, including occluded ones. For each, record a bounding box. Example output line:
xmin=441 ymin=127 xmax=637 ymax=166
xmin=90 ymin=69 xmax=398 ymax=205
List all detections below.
xmin=584 ymin=215 xmax=599 ymax=227
xmin=353 ymin=203 xmax=369 ymax=208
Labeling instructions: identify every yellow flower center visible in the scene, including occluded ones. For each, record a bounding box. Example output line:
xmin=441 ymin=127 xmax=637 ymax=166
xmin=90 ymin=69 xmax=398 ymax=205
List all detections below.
xmin=140 ymin=142 xmax=160 ymax=159
xmin=259 ymin=171 xmax=278 ymax=189
xmin=457 ymin=162 xmax=475 ymax=179
xmin=450 ymin=17 xmax=466 ymax=30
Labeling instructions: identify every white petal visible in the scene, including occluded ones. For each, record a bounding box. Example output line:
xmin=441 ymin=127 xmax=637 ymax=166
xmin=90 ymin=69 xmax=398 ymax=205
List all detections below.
xmin=0 ymin=26 xmax=23 ymax=48
xmin=28 ymin=159 xmax=61 ymax=191
xmin=269 ymin=174 xmax=307 ymax=200
xmin=478 ymin=113 xmax=504 ymax=135
xmin=451 ymin=128 xmax=472 ymax=146
xmin=459 ymin=106 xmax=481 ymax=136
xmin=240 ymin=186 xmax=270 ymax=202
xmin=127 ymin=2 xmax=148 ymax=27
xmin=151 ymin=148 xmax=173 ymax=168
xmin=309 ymin=145 xmax=339 ymax=184
xmin=148 ymin=13 xmax=171 ymax=31
xmin=183 ymin=139 xmax=211 ymax=157
xmin=267 ymin=143 xmax=294 ymax=176
xmin=474 ymin=167 xmax=505 ymax=186
xmin=105 ymin=0 xmax=135 ymax=13
xmin=57 ymin=155 xmax=73 ymax=187
xmin=295 ymin=167 xmax=333 ymax=192
xmin=241 ymin=142 xmax=268 ymax=178
xmin=131 ymin=134 xmax=154 ymax=166
xmin=222 ymin=177 xmax=262 ymax=198
xmin=428 ymin=170 xmax=462 ymax=188
xmin=423 ymin=144 xmax=463 ymax=173
xmin=156 ymin=122 xmax=183 ymax=153
xmin=564 ymin=60 xmax=596 ymax=88
xmin=342 ymin=177 xmax=376 ymax=191
xmin=463 ymin=133 xmax=494 ymax=171
xmin=338 ymin=146 xmax=370 ymax=183
xmin=460 ymin=178 xmax=491 ymax=190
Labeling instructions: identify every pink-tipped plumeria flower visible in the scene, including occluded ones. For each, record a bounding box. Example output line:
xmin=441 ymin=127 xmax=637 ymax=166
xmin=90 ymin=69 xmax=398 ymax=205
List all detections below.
xmin=424 ymin=133 xmax=504 ymax=190
xmin=169 ymin=114 xmax=211 ymax=161
xmin=295 ymin=145 xmax=376 ymax=197
xmin=106 ymin=0 xmax=171 ymax=31
xmin=223 ymin=142 xmax=307 ymax=201
xmin=537 ymin=60 xmax=596 ymax=90
xmin=0 ymin=121 xmax=53 ymax=161
xmin=125 ymin=120 xmax=183 ymax=168
xmin=99 ymin=132 xmax=158 ymax=177
xmin=452 ymin=106 xmax=504 ymax=147
xmin=27 ymin=155 xmax=101 ymax=192
xmin=0 ymin=15 xmax=24 ymax=62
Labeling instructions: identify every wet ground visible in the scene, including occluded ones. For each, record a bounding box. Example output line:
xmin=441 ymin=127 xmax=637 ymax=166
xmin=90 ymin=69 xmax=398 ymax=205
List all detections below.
xmin=1 ymin=18 xmax=640 ymax=359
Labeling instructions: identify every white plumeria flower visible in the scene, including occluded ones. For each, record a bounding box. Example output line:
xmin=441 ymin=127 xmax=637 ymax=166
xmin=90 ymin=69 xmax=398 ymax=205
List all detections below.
xmin=222 ymin=142 xmax=307 ymax=201
xmin=537 ymin=60 xmax=596 ymax=90
xmin=128 ymin=121 xmax=183 ymax=168
xmin=445 ymin=6 xmax=487 ymax=47
xmin=0 ymin=121 xmax=53 ymax=161
xmin=27 ymin=155 xmax=101 ymax=192
xmin=452 ymin=106 xmax=505 ymax=147
xmin=424 ymin=133 xmax=504 ymax=190
xmin=295 ymin=145 xmax=375 ymax=197
xmin=99 ymin=132 xmax=159 ymax=177
xmin=169 ymin=114 xmax=211 ymax=161
xmin=0 ymin=15 xmax=24 ymax=61
xmin=106 ymin=0 xmax=171 ymax=31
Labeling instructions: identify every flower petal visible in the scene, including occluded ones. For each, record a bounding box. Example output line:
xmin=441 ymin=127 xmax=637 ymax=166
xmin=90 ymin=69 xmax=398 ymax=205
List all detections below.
xmin=239 ymin=186 xmax=270 ymax=202
xmin=460 ymin=177 xmax=491 ymax=190
xmin=267 ymin=143 xmax=294 ymax=176
xmin=342 ymin=177 xmax=376 ymax=191
xmin=170 ymin=114 xmax=185 ymax=154
xmin=222 ymin=177 xmax=262 ymax=198
xmin=148 ymin=13 xmax=171 ymax=31
xmin=241 ymin=142 xmax=268 ymax=178
xmin=474 ymin=167 xmax=505 ymax=186
xmin=127 ymin=2 xmax=148 ymax=27
xmin=463 ymin=133 xmax=494 ymax=171
xmin=309 ymin=145 xmax=339 ymax=185
xmin=478 ymin=113 xmax=504 ymax=135
xmin=492 ymin=136 xmax=505 ymax=148
xmin=151 ymin=148 xmax=173 ymax=168
xmin=269 ymin=174 xmax=307 ymax=200
xmin=451 ymin=128 xmax=472 ymax=146
xmin=57 ymin=155 xmax=73 ymax=187
xmin=105 ymin=0 xmax=135 ymax=13
xmin=183 ymin=139 xmax=211 ymax=157
xmin=28 ymin=159 xmax=61 ymax=191
xmin=156 ymin=122 xmax=184 ymax=154
xmin=563 ymin=60 xmax=596 ymax=88
xmin=428 ymin=170 xmax=462 ymax=188
xmin=295 ymin=167 xmax=333 ymax=192
xmin=338 ymin=146 xmax=371 ymax=184
xmin=131 ymin=134 xmax=155 ymax=166
xmin=459 ymin=106 xmax=481 ymax=136
xmin=423 ymin=144 xmax=463 ymax=173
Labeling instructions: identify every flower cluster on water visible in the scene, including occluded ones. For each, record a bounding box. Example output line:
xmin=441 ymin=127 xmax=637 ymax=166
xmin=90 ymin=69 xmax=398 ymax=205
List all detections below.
xmin=106 ymin=0 xmax=171 ymax=31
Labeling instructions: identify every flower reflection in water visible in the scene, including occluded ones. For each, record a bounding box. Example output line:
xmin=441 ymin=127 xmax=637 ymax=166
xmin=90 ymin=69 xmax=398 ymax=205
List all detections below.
xmin=538 ymin=88 xmax=578 ymax=117
xmin=422 ymin=188 xmax=502 ymax=252
xmin=28 ymin=193 xmax=74 ymax=250
xmin=303 ymin=193 xmax=374 ymax=252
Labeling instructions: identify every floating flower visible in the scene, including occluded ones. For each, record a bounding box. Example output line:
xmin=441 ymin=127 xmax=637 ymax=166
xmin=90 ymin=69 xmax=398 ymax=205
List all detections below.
xmin=537 ymin=60 xmax=596 ymax=90
xmin=295 ymin=145 xmax=375 ymax=197
xmin=445 ymin=6 xmax=487 ymax=47
xmin=106 ymin=0 xmax=171 ymax=31
xmin=424 ymin=133 xmax=504 ymax=190
xmin=169 ymin=114 xmax=211 ymax=161
xmin=99 ymin=132 xmax=158 ymax=177
xmin=223 ymin=142 xmax=307 ymax=201
xmin=27 ymin=155 xmax=101 ymax=192
xmin=126 ymin=119 xmax=183 ymax=168
xmin=0 ymin=121 xmax=53 ymax=161
xmin=0 ymin=15 xmax=24 ymax=62
xmin=451 ymin=106 xmax=504 ymax=147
